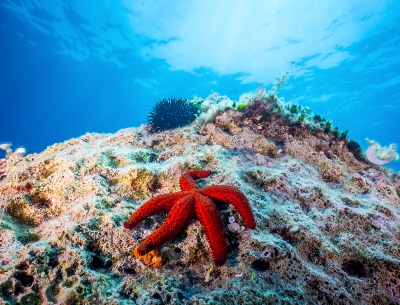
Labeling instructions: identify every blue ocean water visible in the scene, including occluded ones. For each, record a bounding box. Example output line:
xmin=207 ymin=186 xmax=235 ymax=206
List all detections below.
xmin=0 ymin=0 xmax=399 ymax=171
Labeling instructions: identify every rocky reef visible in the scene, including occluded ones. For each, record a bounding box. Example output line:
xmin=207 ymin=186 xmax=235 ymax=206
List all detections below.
xmin=1 ymin=92 xmax=400 ymax=305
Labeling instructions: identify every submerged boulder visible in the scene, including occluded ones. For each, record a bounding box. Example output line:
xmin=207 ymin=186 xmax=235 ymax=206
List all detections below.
xmin=1 ymin=92 xmax=399 ymax=304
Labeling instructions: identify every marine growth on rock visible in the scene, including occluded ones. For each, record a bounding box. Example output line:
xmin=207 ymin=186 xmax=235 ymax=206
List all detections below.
xmin=1 ymin=91 xmax=400 ymax=305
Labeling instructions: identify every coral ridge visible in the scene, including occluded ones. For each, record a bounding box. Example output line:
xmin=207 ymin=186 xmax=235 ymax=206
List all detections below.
xmin=1 ymin=91 xmax=400 ymax=304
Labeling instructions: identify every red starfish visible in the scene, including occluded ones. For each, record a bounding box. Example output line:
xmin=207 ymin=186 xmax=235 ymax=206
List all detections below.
xmin=124 ymin=170 xmax=256 ymax=266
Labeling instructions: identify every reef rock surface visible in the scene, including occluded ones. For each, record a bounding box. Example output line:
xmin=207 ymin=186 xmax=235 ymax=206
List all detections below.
xmin=1 ymin=94 xmax=400 ymax=305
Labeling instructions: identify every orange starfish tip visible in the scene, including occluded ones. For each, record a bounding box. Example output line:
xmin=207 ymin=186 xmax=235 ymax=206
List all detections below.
xmin=132 ymin=248 xmax=162 ymax=268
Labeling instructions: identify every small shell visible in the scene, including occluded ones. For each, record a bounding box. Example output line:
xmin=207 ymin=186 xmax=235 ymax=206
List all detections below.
xmin=228 ymin=223 xmax=240 ymax=232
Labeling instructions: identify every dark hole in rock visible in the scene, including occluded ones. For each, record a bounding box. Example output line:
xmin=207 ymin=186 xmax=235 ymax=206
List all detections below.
xmin=177 ymin=291 xmax=184 ymax=300
xmin=152 ymin=292 xmax=162 ymax=300
xmin=76 ymin=285 xmax=85 ymax=295
xmin=47 ymin=247 xmax=61 ymax=268
xmin=55 ymin=270 xmax=64 ymax=285
xmin=88 ymin=255 xmax=112 ymax=270
xmin=64 ymin=278 xmax=75 ymax=288
xmin=13 ymin=271 xmax=34 ymax=287
xmin=48 ymin=256 xmax=59 ymax=268
xmin=16 ymin=261 xmax=30 ymax=270
xmin=89 ymin=255 xmax=103 ymax=270
xmin=143 ymin=217 xmax=155 ymax=228
xmin=342 ymin=260 xmax=367 ymax=277
xmin=213 ymin=200 xmax=230 ymax=211
xmin=251 ymin=259 xmax=271 ymax=271
xmin=86 ymin=240 xmax=100 ymax=253
xmin=14 ymin=281 xmax=24 ymax=296
xmin=174 ymin=247 xmax=181 ymax=253
xmin=66 ymin=263 xmax=78 ymax=277
xmin=32 ymin=283 xmax=40 ymax=293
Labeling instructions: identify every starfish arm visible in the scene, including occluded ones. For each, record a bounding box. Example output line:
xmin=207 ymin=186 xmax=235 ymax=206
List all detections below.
xmin=179 ymin=170 xmax=211 ymax=191
xmin=200 ymin=185 xmax=256 ymax=229
xmin=137 ymin=195 xmax=195 ymax=255
xmin=194 ymin=193 xmax=228 ymax=266
xmin=124 ymin=191 xmax=187 ymax=229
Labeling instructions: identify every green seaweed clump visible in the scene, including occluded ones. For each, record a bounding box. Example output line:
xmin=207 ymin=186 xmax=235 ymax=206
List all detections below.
xmin=340 ymin=130 xmax=349 ymax=139
xmin=332 ymin=126 xmax=340 ymax=137
xmin=324 ymin=121 xmax=332 ymax=133
xmin=347 ymin=140 xmax=364 ymax=161
xmin=289 ymin=105 xmax=298 ymax=114
xmin=237 ymin=104 xmax=246 ymax=112
xmin=259 ymin=112 xmax=269 ymax=123
xmin=313 ymin=115 xmax=325 ymax=123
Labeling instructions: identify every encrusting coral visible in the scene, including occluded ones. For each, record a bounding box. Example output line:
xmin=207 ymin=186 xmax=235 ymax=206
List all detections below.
xmin=124 ymin=170 xmax=256 ymax=266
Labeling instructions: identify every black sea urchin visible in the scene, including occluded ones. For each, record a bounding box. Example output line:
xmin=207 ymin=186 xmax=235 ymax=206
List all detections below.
xmin=148 ymin=97 xmax=198 ymax=132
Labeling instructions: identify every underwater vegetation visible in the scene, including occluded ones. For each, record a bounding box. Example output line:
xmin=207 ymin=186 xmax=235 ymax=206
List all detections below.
xmin=147 ymin=97 xmax=199 ymax=132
